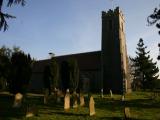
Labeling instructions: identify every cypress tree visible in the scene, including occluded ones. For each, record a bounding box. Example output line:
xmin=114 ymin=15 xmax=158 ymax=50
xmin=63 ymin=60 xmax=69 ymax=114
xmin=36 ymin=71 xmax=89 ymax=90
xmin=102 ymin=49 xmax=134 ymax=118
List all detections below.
xmin=131 ymin=38 xmax=159 ymax=90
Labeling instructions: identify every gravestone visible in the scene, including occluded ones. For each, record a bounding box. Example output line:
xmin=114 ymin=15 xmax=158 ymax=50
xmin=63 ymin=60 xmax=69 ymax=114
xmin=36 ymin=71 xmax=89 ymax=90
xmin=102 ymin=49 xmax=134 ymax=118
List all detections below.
xmin=13 ymin=93 xmax=23 ymax=108
xmin=26 ymin=104 xmax=38 ymax=118
xmin=101 ymin=89 xmax=104 ymax=98
xmin=80 ymin=94 xmax=85 ymax=107
xmin=124 ymin=107 xmax=131 ymax=119
xmin=122 ymin=95 xmax=125 ymax=101
xmin=89 ymin=96 xmax=96 ymax=116
xmin=57 ymin=89 xmax=61 ymax=103
xmin=64 ymin=89 xmax=70 ymax=111
xmin=110 ymin=89 xmax=113 ymax=98
xmin=73 ymin=91 xmax=78 ymax=108
xmin=44 ymin=89 xmax=49 ymax=104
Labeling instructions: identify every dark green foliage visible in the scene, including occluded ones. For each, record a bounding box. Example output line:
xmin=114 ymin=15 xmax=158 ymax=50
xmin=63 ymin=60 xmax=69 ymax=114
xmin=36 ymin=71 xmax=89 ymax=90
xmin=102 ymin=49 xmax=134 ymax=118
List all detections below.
xmin=0 ymin=46 xmax=12 ymax=89
xmin=130 ymin=38 xmax=159 ymax=90
xmin=9 ymin=51 xmax=32 ymax=94
xmin=60 ymin=61 xmax=70 ymax=91
xmin=68 ymin=58 xmax=79 ymax=92
xmin=43 ymin=65 xmax=51 ymax=94
xmin=50 ymin=57 xmax=59 ymax=89
xmin=43 ymin=56 xmax=59 ymax=95
xmin=148 ymin=6 xmax=160 ymax=34
xmin=0 ymin=0 xmax=26 ymax=31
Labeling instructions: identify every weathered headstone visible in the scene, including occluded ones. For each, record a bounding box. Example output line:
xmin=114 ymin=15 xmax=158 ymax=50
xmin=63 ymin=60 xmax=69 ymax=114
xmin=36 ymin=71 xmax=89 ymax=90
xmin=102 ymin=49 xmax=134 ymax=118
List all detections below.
xmin=57 ymin=89 xmax=61 ymax=103
xmin=64 ymin=89 xmax=70 ymax=111
xmin=44 ymin=89 xmax=49 ymax=104
xmin=73 ymin=91 xmax=78 ymax=108
xmin=26 ymin=104 xmax=38 ymax=118
xmin=89 ymin=96 xmax=96 ymax=116
xmin=13 ymin=93 xmax=23 ymax=108
xmin=124 ymin=107 xmax=131 ymax=119
xmin=122 ymin=95 xmax=125 ymax=101
xmin=110 ymin=89 xmax=113 ymax=98
xmin=101 ymin=89 xmax=104 ymax=98
xmin=80 ymin=94 xmax=85 ymax=107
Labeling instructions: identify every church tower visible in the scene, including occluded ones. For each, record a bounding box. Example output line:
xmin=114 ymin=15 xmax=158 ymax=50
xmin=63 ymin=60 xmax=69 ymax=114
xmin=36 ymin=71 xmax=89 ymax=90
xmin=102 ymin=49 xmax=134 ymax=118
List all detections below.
xmin=101 ymin=7 xmax=130 ymax=94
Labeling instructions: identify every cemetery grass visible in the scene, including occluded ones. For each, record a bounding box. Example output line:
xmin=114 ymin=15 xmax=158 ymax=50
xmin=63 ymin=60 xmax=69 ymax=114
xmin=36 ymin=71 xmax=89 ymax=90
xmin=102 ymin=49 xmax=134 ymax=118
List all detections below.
xmin=0 ymin=91 xmax=160 ymax=120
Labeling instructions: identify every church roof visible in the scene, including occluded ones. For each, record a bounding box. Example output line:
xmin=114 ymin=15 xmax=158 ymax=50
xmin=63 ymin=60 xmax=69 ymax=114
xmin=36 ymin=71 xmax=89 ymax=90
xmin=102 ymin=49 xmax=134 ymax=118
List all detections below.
xmin=32 ymin=51 xmax=101 ymax=73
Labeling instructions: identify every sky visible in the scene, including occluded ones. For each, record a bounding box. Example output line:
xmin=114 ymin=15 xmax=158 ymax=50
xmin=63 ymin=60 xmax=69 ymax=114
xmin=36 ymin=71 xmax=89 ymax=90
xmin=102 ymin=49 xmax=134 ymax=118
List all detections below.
xmin=0 ymin=0 xmax=160 ymax=72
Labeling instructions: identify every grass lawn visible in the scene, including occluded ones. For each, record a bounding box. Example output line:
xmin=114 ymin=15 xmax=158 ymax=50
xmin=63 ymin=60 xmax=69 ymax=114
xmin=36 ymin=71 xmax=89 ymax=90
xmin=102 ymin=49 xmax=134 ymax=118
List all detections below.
xmin=0 ymin=91 xmax=160 ymax=120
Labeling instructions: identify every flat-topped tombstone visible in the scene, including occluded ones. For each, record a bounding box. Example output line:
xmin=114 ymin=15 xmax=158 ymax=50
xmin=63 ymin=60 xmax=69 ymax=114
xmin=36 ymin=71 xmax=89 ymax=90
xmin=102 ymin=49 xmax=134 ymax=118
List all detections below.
xmin=13 ymin=93 xmax=23 ymax=108
xmin=64 ymin=89 xmax=70 ymax=111
xmin=73 ymin=91 xmax=78 ymax=108
xmin=124 ymin=107 xmax=131 ymax=119
xmin=26 ymin=104 xmax=38 ymax=118
xmin=89 ymin=96 xmax=96 ymax=116
xmin=80 ymin=94 xmax=85 ymax=107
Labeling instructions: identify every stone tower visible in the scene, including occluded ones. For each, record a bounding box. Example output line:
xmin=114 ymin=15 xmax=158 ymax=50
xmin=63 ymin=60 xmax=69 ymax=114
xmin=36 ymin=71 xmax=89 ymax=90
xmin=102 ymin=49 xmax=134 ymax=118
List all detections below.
xmin=101 ymin=7 xmax=130 ymax=94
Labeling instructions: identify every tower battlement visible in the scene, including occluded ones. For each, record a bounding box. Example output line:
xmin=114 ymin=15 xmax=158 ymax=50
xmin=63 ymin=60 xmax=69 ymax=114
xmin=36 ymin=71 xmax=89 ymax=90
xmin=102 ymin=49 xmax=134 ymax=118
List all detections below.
xmin=102 ymin=7 xmax=125 ymax=22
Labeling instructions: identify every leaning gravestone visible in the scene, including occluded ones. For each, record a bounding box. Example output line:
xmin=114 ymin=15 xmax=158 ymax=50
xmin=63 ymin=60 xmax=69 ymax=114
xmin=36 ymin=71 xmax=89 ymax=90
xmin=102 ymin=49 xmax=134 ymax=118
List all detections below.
xmin=26 ymin=104 xmax=38 ymax=118
xmin=80 ymin=94 xmax=85 ymax=107
xmin=124 ymin=107 xmax=131 ymax=119
xmin=110 ymin=89 xmax=113 ymax=98
xmin=13 ymin=93 xmax=23 ymax=108
xmin=89 ymin=96 xmax=96 ymax=116
xmin=64 ymin=89 xmax=70 ymax=111
xmin=73 ymin=91 xmax=78 ymax=108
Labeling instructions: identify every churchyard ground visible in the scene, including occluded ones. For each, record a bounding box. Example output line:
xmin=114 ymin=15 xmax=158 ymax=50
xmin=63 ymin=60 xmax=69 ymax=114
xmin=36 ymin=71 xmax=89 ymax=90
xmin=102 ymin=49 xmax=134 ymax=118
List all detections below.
xmin=0 ymin=91 xmax=160 ymax=120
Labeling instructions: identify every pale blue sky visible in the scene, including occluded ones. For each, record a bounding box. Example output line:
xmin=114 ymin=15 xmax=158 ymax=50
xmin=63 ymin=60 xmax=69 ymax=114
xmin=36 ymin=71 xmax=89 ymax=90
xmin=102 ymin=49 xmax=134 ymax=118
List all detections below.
xmin=0 ymin=0 xmax=159 ymax=71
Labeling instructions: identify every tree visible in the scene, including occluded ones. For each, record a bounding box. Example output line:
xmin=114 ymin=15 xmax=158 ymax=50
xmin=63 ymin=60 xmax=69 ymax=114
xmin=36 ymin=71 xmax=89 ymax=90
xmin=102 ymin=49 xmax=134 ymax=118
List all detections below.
xmin=0 ymin=0 xmax=26 ymax=31
xmin=68 ymin=58 xmax=79 ymax=92
xmin=43 ymin=65 xmax=51 ymax=95
xmin=147 ymin=6 xmax=160 ymax=34
xmin=60 ymin=61 xmax=70 ymax=92
xmin=130 ymin=38 xmax=159 ymax=90
xmin=10 ymin=51 xmax=32 ymax=94
xmin=50 ymin=56 xmax=59 ymax=90
xmin=0 ymin=46 xmax=12 ymax=89
xmin=147 ymin=6 xmax=160 ymax=60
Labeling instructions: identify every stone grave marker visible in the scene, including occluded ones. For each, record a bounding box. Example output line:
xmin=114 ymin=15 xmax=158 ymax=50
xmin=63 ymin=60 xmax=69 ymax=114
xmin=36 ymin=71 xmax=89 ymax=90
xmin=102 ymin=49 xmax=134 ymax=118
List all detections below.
xmin=110 ymin=89 xmax=113 ymax=98
xmin=64 ymin=89 xmax=70 ymax=111
xmin=124 ymin=107 xmax=131 ymax=119
xmin=26 ymin=104 xmax=38 ymax=118
xmin=44 ymin=89 xmax=49 ymax=104
xmin=101 ymin=89 xmax=104 ymax=98
xmin=57 ymin=89 xmax=61 ymax=103
xmin=73 ymin=91 xmax=78 ymax=108
xmin=80 ymin=94 xmax=85 ymax=107
xmin=13 ymin=93 xmax=23 ymax=108
xmin=89 ymin=96 xmax=96 ymax=116
xmin=122 ymin=95 xmax=125 ymax=101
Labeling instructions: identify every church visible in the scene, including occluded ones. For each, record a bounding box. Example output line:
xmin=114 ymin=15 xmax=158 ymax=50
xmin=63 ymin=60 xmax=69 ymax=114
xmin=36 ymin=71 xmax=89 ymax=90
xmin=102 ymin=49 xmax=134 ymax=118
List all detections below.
xmin=30 ymin=7 xmax=131 ymax=94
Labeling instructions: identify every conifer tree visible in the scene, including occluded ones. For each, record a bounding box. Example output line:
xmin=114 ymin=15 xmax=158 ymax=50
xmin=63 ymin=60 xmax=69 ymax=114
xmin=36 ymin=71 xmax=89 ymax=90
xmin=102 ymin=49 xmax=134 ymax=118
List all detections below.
xmin=50 ymin=56 xmax=59 ymax=90
xmin=130 ymin=38 xmax=159 ymax=90
xmin=68 ymin=58 xmax=79 ymax=92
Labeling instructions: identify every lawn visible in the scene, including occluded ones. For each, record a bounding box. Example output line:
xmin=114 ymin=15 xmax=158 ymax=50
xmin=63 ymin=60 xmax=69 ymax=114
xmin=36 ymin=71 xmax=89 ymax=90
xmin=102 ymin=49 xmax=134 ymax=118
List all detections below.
xmin=0 ymin=91 xmax=160 ymax=120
